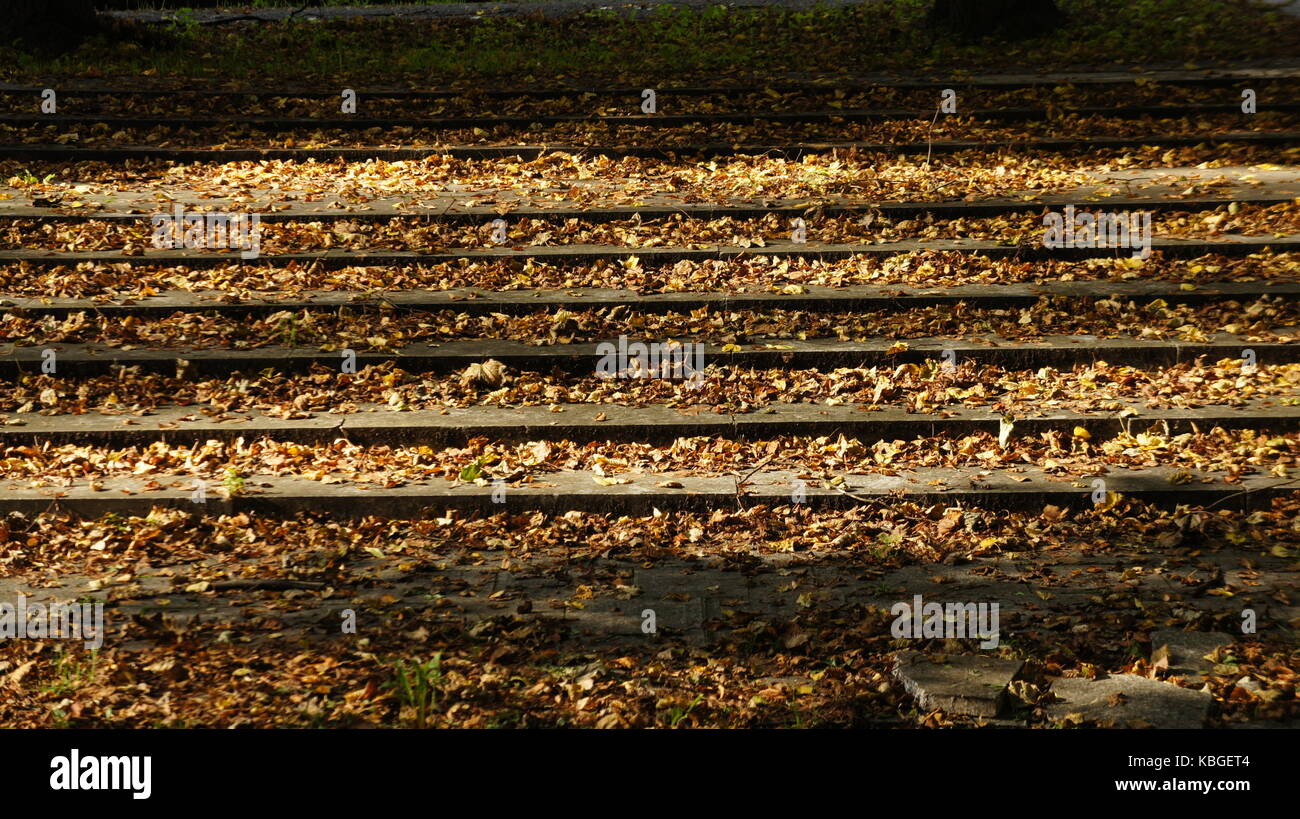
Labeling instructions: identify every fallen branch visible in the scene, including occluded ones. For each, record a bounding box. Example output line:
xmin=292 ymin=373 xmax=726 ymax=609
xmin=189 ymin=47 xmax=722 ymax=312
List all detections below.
xmin=1201 ymin=475 xmax=1300 ymax=511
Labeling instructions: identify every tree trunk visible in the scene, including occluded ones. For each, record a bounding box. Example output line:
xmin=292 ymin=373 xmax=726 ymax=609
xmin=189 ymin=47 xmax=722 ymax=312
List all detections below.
xmin=2 ymin=0 xmax=100 ymax=51
xmin=929 ymin=0 xmax=1063 ymax=40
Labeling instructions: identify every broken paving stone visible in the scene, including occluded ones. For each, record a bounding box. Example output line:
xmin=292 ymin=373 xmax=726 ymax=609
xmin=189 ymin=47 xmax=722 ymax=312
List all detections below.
xmin=1150 ymin=629 xmax=1233 ymax=676
xmin=1046 ymin=675 xmax=1212 ymax=729
xmin=892 ymin=651 xmax=1024 ymax=717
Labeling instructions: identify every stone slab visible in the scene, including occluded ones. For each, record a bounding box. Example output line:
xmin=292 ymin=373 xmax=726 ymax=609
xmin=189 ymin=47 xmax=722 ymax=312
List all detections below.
xmin=1150 ymin=630 xmax=1235 ymax=676
xmin=1046 ymin=674 xmax=1213 ymax=728
xmin=892 ymin=650 xmax=1024 ymax=717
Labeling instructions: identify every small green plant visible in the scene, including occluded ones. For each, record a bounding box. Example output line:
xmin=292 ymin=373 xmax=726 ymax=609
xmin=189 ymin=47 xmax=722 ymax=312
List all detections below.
xmin=166 ymin=8 xmax=201 ymax=35
xmin=667 ymin=693 xmax=703 ymax=728
xmin=788 ymin=702 xmax=807 ymax=729
xmin=277 ymin=315 xmax=298 ymax=347
xmin=390 ymin=653 xmax=443 ymax=729
xmin=485 ymin=710 xmax=522 ymax=729
xmin=43 ymin=648 xmax=99 ymax=697
xmin=222 ymin=467 xmax=246 ymax=496
xmin=870 ymin=532 xmax=901 ymax=560
xmin=10 ymin=168 xmax=53 ymax=186
xmin=459 ymin=458 xmax=485 ymax=482
xmin=101 ymin=512 xmax=132 ymax=532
